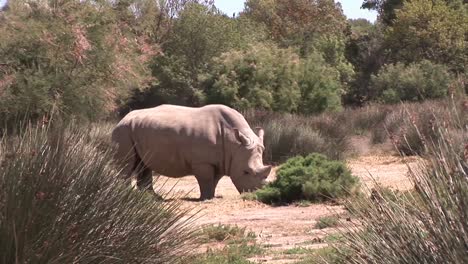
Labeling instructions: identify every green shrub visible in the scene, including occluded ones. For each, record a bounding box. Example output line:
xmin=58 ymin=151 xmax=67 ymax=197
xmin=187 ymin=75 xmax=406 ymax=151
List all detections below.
xmin=255 ymin=186 xmax=282 ymax=204
xmin=336 ymin=105 xmax=468 ymax=263
xmin=256 ymin=153 xmax=358 ymax=204
xmin=189 ymin=226 xmax=261 ymax=264
xmin=0 ymin=124 xmax=196 ymax=263
xmin=199 ymin=224 xmax=255 ymax=243
xmin=190 ymin=242 xmax=262 ymax=264
xmin=371 ymin=60 xmax=454 ymax=104
xmin=314 ymin=215 xmax=340 ymax=229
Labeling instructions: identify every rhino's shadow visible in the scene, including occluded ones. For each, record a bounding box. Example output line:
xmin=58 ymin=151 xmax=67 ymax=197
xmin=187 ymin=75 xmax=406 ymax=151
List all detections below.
xmin=163 ymin=196 xmax=224 ymax=202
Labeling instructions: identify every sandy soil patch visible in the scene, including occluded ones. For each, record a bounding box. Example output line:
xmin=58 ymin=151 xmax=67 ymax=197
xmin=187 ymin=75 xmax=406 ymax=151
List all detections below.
xmin=155 ymin=155 xmax=421 ymax=263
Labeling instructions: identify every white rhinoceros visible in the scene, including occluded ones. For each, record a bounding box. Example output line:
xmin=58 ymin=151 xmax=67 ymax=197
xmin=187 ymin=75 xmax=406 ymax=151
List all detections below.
xmin=111 ymin=104 xmax=272 ymax=200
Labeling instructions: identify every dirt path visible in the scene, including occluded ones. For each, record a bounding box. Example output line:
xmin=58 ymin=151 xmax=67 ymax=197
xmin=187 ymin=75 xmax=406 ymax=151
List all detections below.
xmin=157 ymin=155 xmax=420 ymax=263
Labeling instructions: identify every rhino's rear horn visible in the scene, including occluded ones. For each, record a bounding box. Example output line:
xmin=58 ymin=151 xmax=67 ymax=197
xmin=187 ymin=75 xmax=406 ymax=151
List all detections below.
xmin=234 ymin=128 xmax=252 ymax=146
xmin=256 ymin=127 xmax=265 ymax=142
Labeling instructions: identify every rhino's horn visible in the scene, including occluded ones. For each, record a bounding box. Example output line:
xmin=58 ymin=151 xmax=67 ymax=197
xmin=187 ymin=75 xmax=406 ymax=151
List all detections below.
xmin=234 ymin=128 xmax=252 ymax=146
xmin=257 ymin=128 xmax=265 ymax=142
xmin=258 ymin=165 xmax=272 ymax=179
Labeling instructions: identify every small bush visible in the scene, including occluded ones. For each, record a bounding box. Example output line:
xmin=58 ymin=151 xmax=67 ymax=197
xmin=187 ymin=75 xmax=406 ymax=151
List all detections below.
xmin=256 ymin=153 xmax=359 ymax=204
xmin=295 ymin=246 xmax=349 ymax=264
xmin=190 ymin=242 xmax=262 ymax=264
xmin=314 ymin=215 xmax=340 ymax=229
xmin=255 ymin=186 xmax=283 ymax=204
xmin=0 ymin=124 xmax=196 ymax=263
xmin=199 ymin=224 xmax=255 ymax=243
xmin=190 ymin=226 xmax=261 ymax=264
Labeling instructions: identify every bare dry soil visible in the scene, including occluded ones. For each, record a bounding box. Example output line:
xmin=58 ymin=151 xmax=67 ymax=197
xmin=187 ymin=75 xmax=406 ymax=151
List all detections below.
xmin=157 ymin=155 xmax=420 ymax=263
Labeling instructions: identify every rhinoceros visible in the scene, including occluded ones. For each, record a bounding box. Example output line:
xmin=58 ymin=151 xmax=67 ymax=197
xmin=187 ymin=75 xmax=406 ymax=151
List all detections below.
xmin=111 ymin=104 xmax=272 ymax=200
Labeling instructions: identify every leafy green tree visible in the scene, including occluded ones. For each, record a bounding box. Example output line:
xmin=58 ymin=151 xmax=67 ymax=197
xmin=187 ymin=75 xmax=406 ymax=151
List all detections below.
xmin=347 ymin=18 xmax=375 ymax=35
xmin=121 ymin=3 xmax=267 ymax=111
xmin=370 ymin=60 xmax=454 ymax=103
xmin=204 ymin=43 xmax=343 ymax=114
xmin=385 ymin=0 xmax=468 ymax=73
xmin=311 ymin=36 xmax=355 ymax=88
xmin=204 ymin=43 xmax=302 ymax=112
xmin=299 ymin=53 xmax=343 ymax=113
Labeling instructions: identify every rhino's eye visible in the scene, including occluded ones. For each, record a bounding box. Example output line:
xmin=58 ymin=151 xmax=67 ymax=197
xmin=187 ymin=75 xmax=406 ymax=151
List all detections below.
xmin=243 ymin=170 xmax=250 ymax=175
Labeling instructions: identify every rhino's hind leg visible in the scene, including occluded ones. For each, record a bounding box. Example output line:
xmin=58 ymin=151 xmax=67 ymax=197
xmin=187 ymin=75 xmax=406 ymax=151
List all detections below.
xmin=193 ymin=164 xmax=216 ymax=200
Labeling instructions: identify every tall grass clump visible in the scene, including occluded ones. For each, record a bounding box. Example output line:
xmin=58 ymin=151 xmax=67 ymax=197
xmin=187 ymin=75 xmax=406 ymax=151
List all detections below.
xmin=0 ymin=124 xmax=197 ymax=263
xmin=334 ymin=102 xmax=468 ymax=263
xmin=244 ymin=110 xmax=349 ymax=163
xmin=384 ymin=100 xmax=466 ymax=155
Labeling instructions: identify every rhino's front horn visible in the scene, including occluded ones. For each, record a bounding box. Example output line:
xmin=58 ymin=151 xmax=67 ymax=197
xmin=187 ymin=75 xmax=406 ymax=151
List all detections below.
xmin=258 ymin=165 xmax=272 ymax=179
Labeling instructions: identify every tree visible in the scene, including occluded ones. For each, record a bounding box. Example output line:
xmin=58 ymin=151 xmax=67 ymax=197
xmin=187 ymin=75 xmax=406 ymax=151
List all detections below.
xmin=385 ymin=0 xmax=468 ymax=73
xmin=344 ymin=21 xmax=386 ymax=105
xmin=243 ymin=0 xmax=348 ymax=55
xmin=204 ymin=43 xmax=343 ymax=114
xmin=0 ymin=0 xmax=154 ymax=123
xmin=121 ymin=3 xmax=266 ymax=112
xmin=362 ymin=0 xmax=403 ymax=25
xmin=371 ymin=60 xmax=454 ymax=103
xmin=204 ymin=43 xmax=302 ymax=112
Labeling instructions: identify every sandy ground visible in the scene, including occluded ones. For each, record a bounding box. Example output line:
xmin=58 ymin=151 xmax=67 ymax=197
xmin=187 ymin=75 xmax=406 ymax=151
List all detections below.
xmin=155 ymin=154 xmax=421 ymax=263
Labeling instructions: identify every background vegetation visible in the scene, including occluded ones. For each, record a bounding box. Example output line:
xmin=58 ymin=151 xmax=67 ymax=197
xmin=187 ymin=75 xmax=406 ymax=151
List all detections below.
xmin=0 ymin=1 xmax=467 ymax=263
xmin=1 ymin=0 xmax=465 ymax=123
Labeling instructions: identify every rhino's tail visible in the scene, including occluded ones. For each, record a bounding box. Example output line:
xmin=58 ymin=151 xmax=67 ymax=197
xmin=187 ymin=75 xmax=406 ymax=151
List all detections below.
xmin=112 ymin=124 xmax=138 ymax=179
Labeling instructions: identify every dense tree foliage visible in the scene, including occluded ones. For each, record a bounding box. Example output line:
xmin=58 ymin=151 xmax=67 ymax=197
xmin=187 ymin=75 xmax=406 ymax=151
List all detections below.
xmin=349 ymin=0 xmax=467 ymax=105
xmin=0 ymin=0 xmax=466 ymax=123
xmin=242 ymin=0 xmax=348 ymax=55
xmin=203 ymin=43 xmax=343 ymax=113
xmin=371 ymin=61 xmax=454 ymax=103
xmin=385 ymin=0 xmax=467 ymax=72
xmin=0 ymin=0 xmax=157 ymax=123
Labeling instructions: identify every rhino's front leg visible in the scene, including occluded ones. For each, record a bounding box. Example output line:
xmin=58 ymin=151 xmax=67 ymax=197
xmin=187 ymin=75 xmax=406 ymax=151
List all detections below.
xmin=193 ymin=164 xmax=216 ymax=200
xmin=136 ymin=166 xmax=153 ymax=192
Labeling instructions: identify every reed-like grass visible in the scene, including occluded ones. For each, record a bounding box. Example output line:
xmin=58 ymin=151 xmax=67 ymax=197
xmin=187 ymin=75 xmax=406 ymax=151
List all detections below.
xmin=0 ymin=124 xmax=197 ymax=264
xmin=332 ymin=101 xmax=467 ymax=263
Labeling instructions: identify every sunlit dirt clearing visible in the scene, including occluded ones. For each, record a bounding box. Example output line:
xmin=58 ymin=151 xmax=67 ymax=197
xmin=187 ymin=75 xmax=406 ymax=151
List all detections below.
xmin=156 ymin=155 xmax=420 ymax=263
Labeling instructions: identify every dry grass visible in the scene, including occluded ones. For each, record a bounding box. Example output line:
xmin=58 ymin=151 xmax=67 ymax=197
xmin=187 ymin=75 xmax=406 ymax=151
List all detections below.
xmin=244 ymin=98 xmax=467 ymax=162
xmin=332 ymin=100 xmax=468 ymax=263
xmin=0 ymin=124 xmax=198 ymax=264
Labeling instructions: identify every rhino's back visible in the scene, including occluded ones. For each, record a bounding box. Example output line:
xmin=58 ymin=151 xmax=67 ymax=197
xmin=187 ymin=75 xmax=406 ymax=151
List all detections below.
xmin=115 ymin=104 xmax=247 ymax=176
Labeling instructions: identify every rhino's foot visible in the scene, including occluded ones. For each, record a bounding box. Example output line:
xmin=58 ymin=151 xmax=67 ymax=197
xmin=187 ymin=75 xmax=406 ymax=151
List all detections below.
xmin=198 ymin=194 xmax=215 ymax=201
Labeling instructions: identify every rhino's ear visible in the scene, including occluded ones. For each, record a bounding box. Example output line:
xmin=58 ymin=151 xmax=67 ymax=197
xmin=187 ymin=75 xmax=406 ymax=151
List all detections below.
xmin=256 ymin=127 xmax=265 ymax=143
xmin=234 ymin=128 xmax=251 ymax=146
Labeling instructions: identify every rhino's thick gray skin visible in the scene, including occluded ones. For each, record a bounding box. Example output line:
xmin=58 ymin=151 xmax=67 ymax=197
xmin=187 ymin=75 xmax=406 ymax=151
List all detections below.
xmin=112 ymin=104 xmax=272 ymax=200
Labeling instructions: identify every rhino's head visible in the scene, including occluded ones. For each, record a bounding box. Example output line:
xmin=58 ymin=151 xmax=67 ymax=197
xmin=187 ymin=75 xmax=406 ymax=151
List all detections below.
xmin=230 ymin=128 xmax=272 ymax=193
